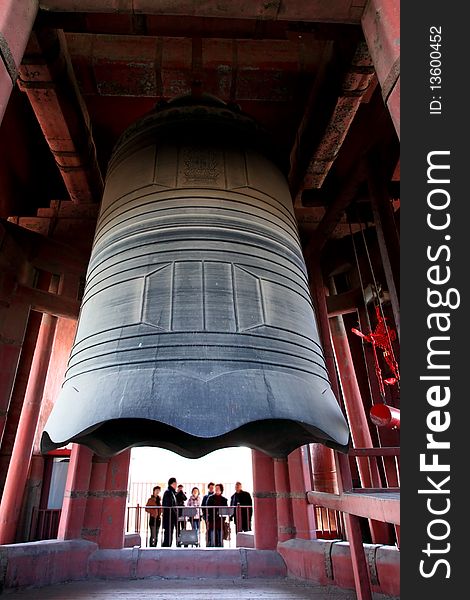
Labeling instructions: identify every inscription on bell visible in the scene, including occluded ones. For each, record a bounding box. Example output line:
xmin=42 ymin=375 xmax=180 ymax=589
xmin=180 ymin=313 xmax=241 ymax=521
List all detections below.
xmin=181 ymin=146 xmax=222 ymax=185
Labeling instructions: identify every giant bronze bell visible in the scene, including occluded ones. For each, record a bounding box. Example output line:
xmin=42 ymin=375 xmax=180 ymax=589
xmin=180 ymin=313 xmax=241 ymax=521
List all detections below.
xmin=41 ymin=95 xmax=350 ymax=458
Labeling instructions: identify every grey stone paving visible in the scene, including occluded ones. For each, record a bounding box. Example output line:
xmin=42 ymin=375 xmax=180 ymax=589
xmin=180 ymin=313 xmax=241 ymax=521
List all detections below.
xmin=3 ymin=578 xmax=399 ymax=599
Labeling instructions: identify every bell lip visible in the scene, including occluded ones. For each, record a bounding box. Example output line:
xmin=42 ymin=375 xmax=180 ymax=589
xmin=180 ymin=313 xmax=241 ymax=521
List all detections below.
xmin=41 ymin=417 xmax=350 ymax=459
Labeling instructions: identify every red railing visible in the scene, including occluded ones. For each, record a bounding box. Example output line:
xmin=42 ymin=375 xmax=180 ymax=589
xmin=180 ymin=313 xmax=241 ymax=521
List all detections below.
xmin=315 ymin=505 xmax=346 ymax=540
xmin=29 ymin=507 xmax=61 ymax=541
xmin=348 ymin=447 xmax=400 ymax=491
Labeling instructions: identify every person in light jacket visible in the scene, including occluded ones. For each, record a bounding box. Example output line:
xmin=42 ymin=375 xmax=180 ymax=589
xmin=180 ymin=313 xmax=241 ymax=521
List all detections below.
xmin=186 ymin=486 xmax=201 ymax=534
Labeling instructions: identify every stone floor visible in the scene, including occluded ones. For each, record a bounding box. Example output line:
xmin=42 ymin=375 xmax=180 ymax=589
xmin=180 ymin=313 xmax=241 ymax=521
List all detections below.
xmin=3 ymin=578 xmax=399 ymax=599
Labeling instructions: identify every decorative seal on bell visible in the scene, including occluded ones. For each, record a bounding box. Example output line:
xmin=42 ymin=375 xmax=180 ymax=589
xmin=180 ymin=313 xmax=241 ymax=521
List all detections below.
xmin=41 ymin=95 xmax=350 ymax=458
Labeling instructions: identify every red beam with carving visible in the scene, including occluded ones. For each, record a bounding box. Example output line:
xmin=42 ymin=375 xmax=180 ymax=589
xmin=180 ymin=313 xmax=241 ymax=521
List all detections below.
xmin=18 ymin=29 xmax=103 ymax=203
xmin=301 ymin=42 xmax=375 ymax=191
xmin=39 ymin=1 xmax=367 ymax=24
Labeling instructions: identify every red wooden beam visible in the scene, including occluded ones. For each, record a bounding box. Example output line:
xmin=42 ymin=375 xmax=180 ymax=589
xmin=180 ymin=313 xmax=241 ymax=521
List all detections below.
xmin=361 ymin=0 xmax=400 ymax=138
xmin=65 ymin=33 xmax=316 ymax=102
xmin=349 ymin=447 xmax=400 ymax=457
xmin=39 ymin=1 xmax=367 ymax=24
xmin=326 ymin=288 xmax=362 ymax=317
xmin=18 ymin=29 xmax=103 ymax=203
xmin=0 ymin=0 xmax=38 ymax=123
xmin=303 ymin=161 xmax=367 ymax=260
xmin=14 ymin=284 xmax=80 ymax=320
xmin=307 ymin=490 xmax=400 ymax=525
xmin=1 ymin=219 xmax=88 ymax=275
xmin=300 ymin=42 xmax=375 ymax=191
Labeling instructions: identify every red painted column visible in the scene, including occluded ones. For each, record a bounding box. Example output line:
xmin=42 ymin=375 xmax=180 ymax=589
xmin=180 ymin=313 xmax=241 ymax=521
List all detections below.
xmin=309 ymin=263 xmax=343 ymax=536
xmin=329 ymin=283 xmax=391 ymax=544
xmin=311 ymin=443 xmax=341 ymax=537
xmin=309 ymin=263 xmax=373 ymax=599
xmin=98 ymin=450 xmax=131 ymax=549
xmin=329 ymin=309 xmax=377 ymax=480
xmin=273 ymin=458 xmax=295 ymax=543
xmin=0 ymin=0 xmax=38 ymax=123
xmin=0 ymin=310 xmax=42 ymax=491
xmin=251 ymin=450 xmax=277 ymax=549
xmin=287 ymin=448 xmax=316 ymax=539
xmin=81 ymin=456 xmax=109 ymax=545
xmin=0 ymin=310 xmax=57 ymax=544
xmin=57 ymin=444 xmax=93 ymax=540
xmin=18 ymin=453 xmax=44 ymax=541
xmin=0 ymin=301 xmax=31 ymax=447
xmin=362 ymin=0 xmax=400 ymax=138
xmin=344 ymin=511 xmax=373 ymax=600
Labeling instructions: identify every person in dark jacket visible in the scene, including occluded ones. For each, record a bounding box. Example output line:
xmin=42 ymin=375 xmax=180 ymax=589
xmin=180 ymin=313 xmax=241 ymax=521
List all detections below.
xmin=201 ymin=482 xmax=215 ymax=546
xmin=175 ymin=484 xmax=187 ymax=543
xmin=206 ymin=483 xmax=228 ymax=547
xmin=145 ymin=485 xmax=162 ymax=547
xmin=230 ymin=482 xmax=253 ymax=532
xmin=162 ymin=477 xmax=178 ymax=547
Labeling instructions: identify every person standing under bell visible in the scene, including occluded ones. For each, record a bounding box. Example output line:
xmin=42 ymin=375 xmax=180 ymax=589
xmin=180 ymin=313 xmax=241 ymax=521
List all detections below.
xmin=145 ymin=485 xmax=162 ymax=547
xmin=230 ymin=482 xmax=253 ymax=532
xmin=187 ymin=486 xmax=201 ymax=534
xmin=206 ymin=483 xmax=228 ymax=547
xmin=162 ymin=477 xmax=178 ymax=547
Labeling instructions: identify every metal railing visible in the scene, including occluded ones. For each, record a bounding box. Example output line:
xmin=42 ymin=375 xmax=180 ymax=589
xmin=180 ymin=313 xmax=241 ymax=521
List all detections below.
xmin=126 ymin=504 xmax=254 ymax=548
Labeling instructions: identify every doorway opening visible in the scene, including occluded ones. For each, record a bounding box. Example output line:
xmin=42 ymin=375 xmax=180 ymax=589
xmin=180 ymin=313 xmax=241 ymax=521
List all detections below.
xmin=127 ymin=446 xmax=254 ymax=548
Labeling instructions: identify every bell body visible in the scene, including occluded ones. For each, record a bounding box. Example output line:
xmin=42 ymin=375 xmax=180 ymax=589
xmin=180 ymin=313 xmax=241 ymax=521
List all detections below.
xmin=41 ymin=98 xmax=350 ymax=458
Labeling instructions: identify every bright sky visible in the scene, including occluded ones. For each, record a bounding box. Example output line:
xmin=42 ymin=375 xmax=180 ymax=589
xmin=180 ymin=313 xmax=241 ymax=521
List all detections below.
xmin=129 ymin=446 xmax=254 ymax=499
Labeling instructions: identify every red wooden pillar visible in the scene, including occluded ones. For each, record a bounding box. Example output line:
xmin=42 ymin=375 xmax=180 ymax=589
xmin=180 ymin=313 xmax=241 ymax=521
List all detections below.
xmin=0 ymin=301 xmax=31 ymax=446
xmin=362 ymin=0 xmax=400 ymax=138
xmin=0 ymin=310 xmax=42 ymax=491
xmin=311 ymin=443 xmax=341 ymax=537
xmin=57 ymin=444 xmax=93 ymax=540
xmin=18 ymin=453 xmax=44 ymax=541
xmin=80 ymin=451 xmax=130 ymax=549
xmin=329 ymin=286 xmax=391 ymax=544
xmin=81 ymin=456 xmax=109 ymax=545
xmin=309 ymin=263 xmax=344 ymax=536
xmin=287 ymin=448 xmax=316 ymax=539
xmin=0 ymin=0 xmax=38 ymax=122
xmin=98 ymin=450 xmax=131 ymax=549
xmin=251 ymin=450 xmax=277 ymax=549
xmin=310 ymin=263 xmax=373 ymax=600
xmin=0 ymin=309 xmax=57 ymax=544
xmin=273 ymin=458 xmax=295 ymax=543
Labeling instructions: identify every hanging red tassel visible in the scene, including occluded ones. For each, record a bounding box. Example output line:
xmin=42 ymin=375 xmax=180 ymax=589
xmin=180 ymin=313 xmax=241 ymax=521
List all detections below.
xmin=370 ymin=404 xmax=400 ymax=430
xmin=352 ymin=305 xmax=400 ymax=398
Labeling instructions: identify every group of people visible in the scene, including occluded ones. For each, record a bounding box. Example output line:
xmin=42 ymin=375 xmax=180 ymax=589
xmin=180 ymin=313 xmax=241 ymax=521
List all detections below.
xmin=145 ymin=478 xmax=253 ymax=548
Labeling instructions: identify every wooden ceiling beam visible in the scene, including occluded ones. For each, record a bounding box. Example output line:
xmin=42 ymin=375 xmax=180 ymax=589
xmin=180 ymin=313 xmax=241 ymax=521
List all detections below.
xmin=290 ymin=40 xmax=375 ymax=204
xmin=39 ymin=1 xmax=367 ymax=24
xmin=18 ymin=28 xmax=103 ymax=203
